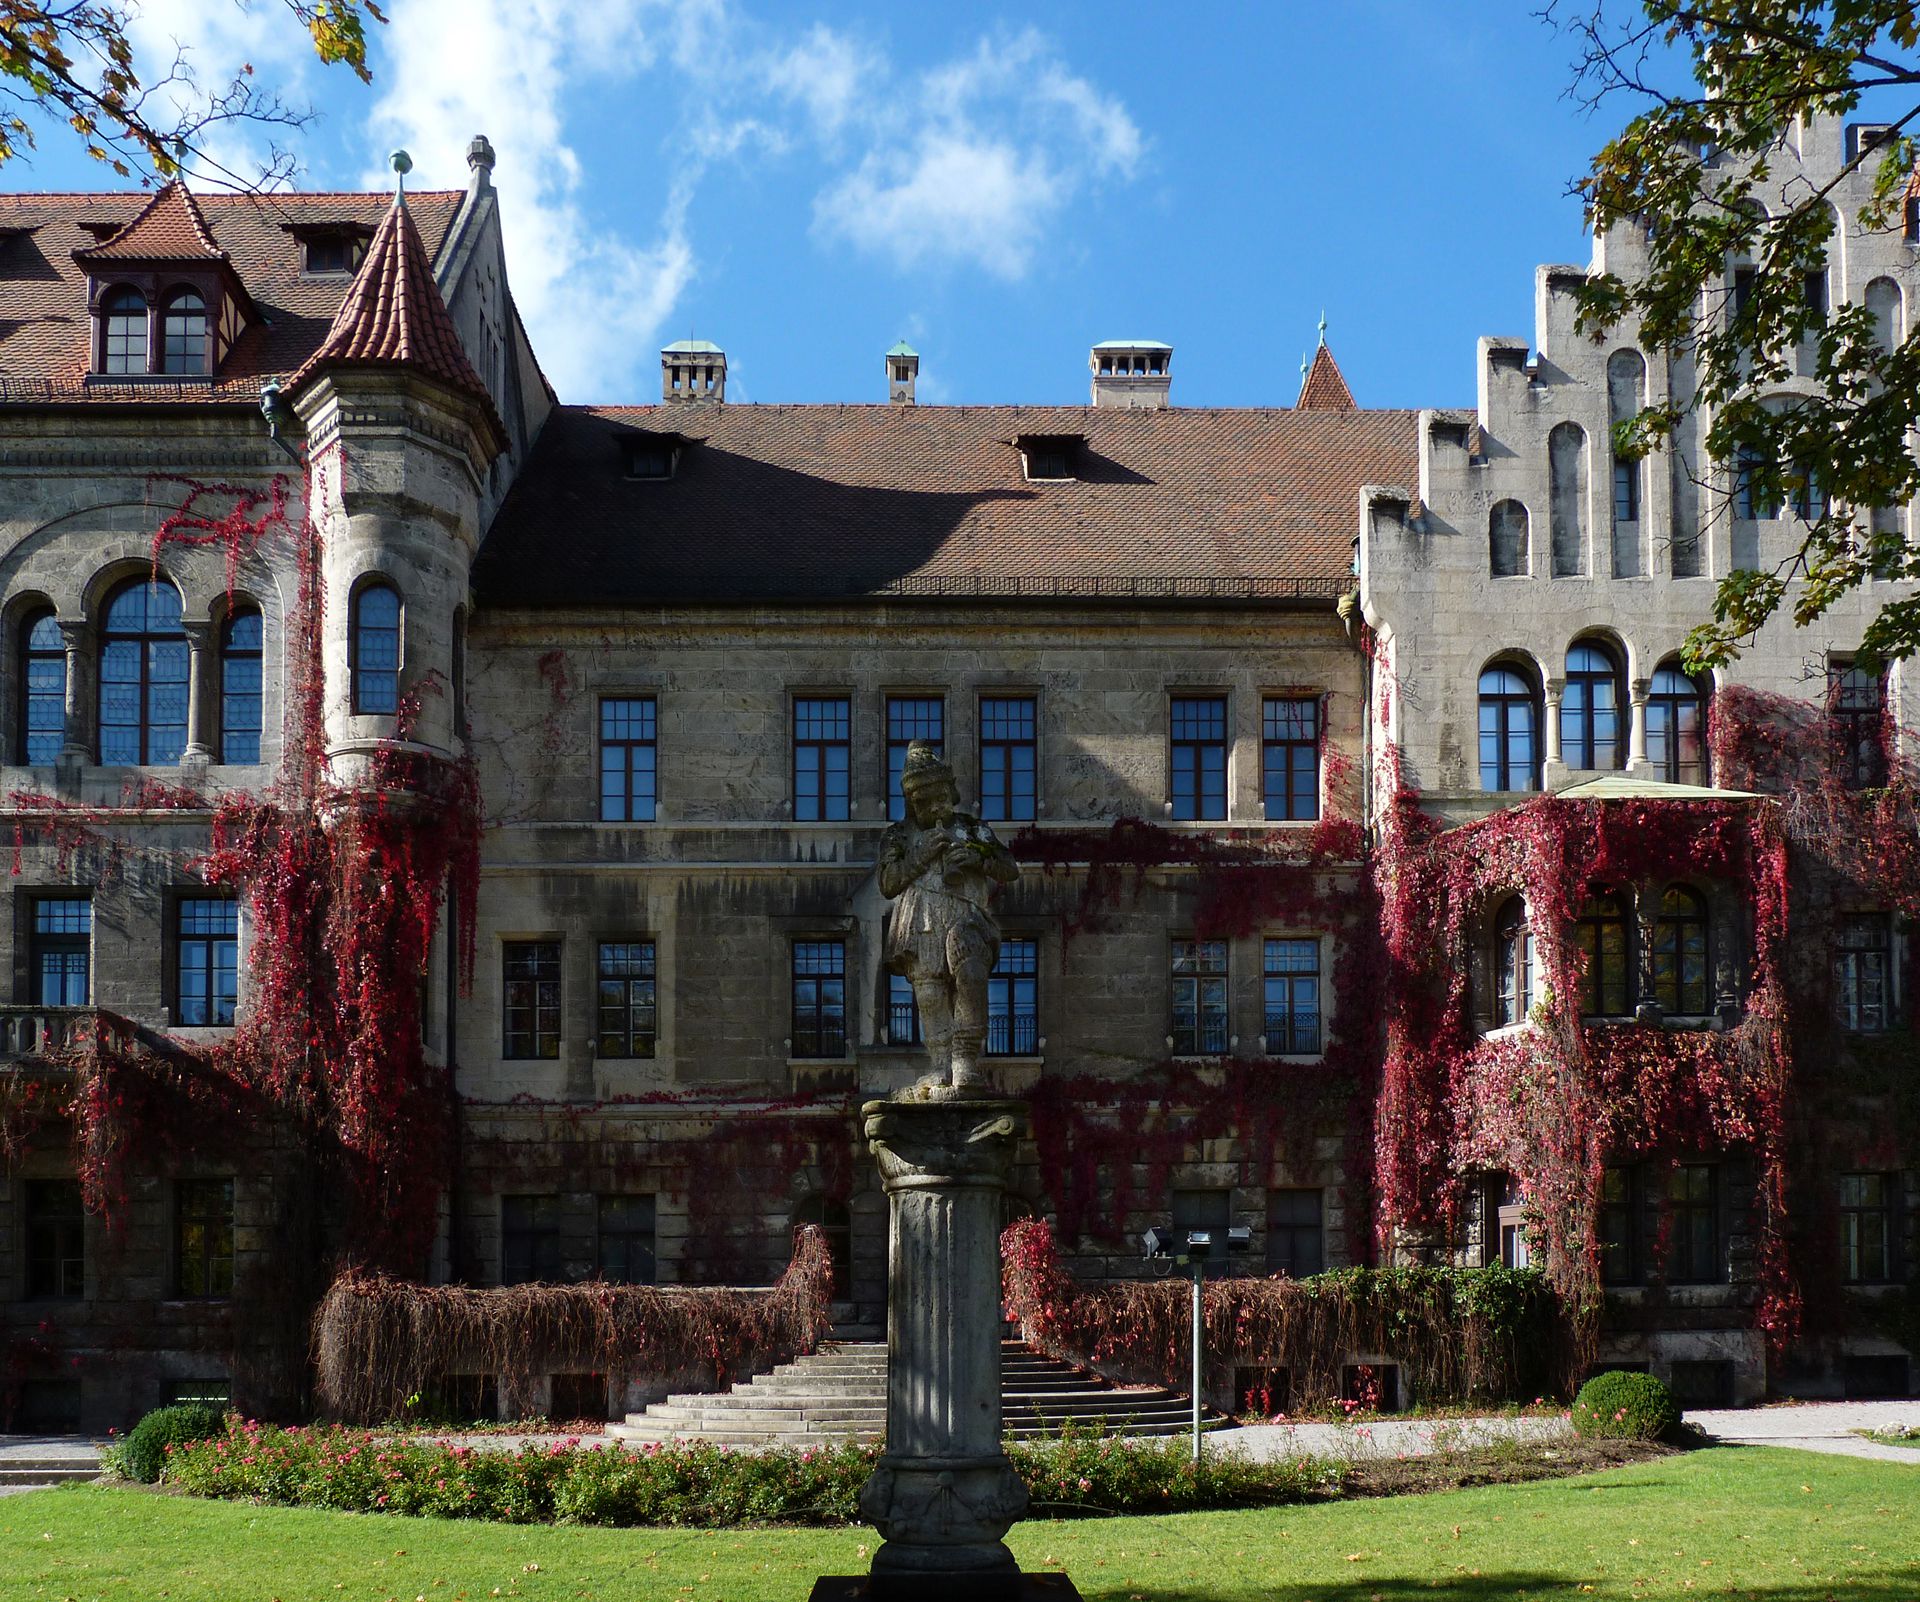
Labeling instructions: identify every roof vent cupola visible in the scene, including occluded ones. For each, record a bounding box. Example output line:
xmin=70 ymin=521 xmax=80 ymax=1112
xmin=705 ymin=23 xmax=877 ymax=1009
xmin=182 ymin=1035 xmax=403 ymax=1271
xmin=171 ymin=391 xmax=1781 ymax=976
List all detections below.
xmin=1090 ymin=340 xmax=1172 ymax=408
xmin=662 ymin=338 xmax=726 ymax=404
xmin=886 ymin=340 xmax=918 ymax=405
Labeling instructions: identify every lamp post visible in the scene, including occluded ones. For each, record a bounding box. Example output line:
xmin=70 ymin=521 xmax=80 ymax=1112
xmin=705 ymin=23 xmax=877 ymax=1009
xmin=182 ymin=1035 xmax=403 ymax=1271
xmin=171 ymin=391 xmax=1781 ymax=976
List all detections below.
xmin=1142 ymin=1223 xmax=1250 ymax=1461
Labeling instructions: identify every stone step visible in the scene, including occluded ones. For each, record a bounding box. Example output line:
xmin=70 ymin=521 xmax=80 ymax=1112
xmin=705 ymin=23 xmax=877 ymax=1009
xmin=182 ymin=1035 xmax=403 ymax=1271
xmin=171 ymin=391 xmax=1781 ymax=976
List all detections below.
xmin=0 ymin=1465 xmax=101 ymax=1486
xmin=607 ymin=1418 xmax=1232 ymax=1448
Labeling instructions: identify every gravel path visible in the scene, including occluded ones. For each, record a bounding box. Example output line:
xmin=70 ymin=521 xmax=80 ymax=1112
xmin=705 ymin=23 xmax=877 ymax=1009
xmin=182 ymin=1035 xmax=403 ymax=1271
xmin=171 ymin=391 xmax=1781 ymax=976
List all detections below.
xmin=1689 ymin=1399 xmax=1920 ymax=1462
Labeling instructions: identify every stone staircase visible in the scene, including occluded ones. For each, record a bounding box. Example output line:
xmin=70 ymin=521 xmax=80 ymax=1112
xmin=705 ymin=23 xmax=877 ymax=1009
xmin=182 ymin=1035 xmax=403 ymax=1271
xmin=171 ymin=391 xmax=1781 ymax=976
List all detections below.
xmin=608 ymin=1341 xmax=1231 ymax=1448
xmin=0 ymin=1439 xmax=104 ymax=1490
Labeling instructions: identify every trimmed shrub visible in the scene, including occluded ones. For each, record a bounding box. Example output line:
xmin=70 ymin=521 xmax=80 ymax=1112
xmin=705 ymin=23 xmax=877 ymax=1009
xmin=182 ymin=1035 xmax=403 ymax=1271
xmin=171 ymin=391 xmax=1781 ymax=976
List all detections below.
xmin=118 ymin=1404 xmax=226 ymax=1483
xmin=1570 ymin=1370 xmax=1680 ymax=1442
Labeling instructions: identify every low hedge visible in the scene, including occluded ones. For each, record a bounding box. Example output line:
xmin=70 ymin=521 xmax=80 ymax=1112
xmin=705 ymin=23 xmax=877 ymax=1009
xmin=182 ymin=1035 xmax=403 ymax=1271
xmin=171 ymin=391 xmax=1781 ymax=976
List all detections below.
xmin=1570 ymin=1371 xmax=1680 ymax=1442
xmin=157 ymin=1419 xmax=1343 ymax=1524
xmin=115 ymin=1404 xmax=226 ymax=1483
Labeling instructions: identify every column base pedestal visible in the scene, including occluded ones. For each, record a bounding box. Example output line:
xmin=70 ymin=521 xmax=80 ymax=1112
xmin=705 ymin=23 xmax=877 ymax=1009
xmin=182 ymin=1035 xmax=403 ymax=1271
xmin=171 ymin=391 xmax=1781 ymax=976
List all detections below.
xmin=809 ymin=1573 xmax=1082 ymax=1601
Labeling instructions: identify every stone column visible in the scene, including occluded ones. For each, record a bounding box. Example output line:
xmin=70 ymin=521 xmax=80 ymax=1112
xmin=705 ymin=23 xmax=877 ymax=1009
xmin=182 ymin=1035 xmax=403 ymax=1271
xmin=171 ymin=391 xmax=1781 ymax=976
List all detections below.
xmin=856 ymin=1097 xmax=1029 ymax=1598
xmin=56 ymin=619 xmax=94 ymax=763
xmin=1627 ymin=677 xmax=1651 ymax=771
xmin=181 ymin=619 xmax=215 ymax=765
xmin=1542 ymin=675 xmax=1566 ymax=788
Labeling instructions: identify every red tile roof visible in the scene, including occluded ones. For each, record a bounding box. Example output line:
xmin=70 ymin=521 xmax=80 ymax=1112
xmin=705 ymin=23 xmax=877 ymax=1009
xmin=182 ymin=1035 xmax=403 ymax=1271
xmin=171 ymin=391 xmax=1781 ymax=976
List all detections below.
xmin=287 ymin=196 xmax=505 ymax=450
xmin=474 ymin=402 xmax=1416 ymax=605
xmin=0 ymin=187 xmax=465 ymax=403
xmin=71 ymin=180 xmax=223 ymax=263
xmin=1296 ymin=345 xmax=1356 ymax=410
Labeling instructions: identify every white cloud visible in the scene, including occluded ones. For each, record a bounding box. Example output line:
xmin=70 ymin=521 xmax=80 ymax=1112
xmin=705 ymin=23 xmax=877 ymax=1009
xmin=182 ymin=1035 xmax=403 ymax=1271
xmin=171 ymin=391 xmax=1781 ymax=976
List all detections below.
xmin=805 ymin=28 xmax=1143 ymax=280
xmin=361 ymin=0 xmax=699 ymax=400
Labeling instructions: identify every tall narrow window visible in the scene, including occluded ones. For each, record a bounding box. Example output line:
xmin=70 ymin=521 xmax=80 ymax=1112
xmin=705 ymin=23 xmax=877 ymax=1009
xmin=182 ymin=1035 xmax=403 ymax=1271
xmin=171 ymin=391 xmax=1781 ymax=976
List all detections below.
xmin=502 ymin=940 xmax=561 ymax=1058
xmin=19 ymin=610 xmax=65 ymax=764
xmin=979 ymin=696 xmax=1036 ymax=823
xmin=100 ymin=287 xmax=146 ymax=374
xmin=886 ymin=696 xmax=943 ymax=822
xmin=1834 ymin=914 xmax=1892 ymax=1033
xmin=350 ymin=583 xmax=401 ymax=715
xmin=219 ymin=608 xmax=262 ymax=764
xmin=595 ymin=940 xmax=656 ymax=1058
xmin=1598 ymin=1167 xmax=1636 ymax=1285
xmin=1170 ymin=695 xmax=1228 ymax=821
xmin=596 ymin=1194 xmax=657 ymax=1285
xmin=1489 ymin=500 xmax=1528 ymax=578
xmin=793 ymin=697 xmax=850 ymax=822
xmin=31 ymin=897 xmax=90 ymax=1006
xmin=1575 ymin=890 xmax=1631 ymax=1017
xmin=1790 ymin=462 xmax=1830 ymax=521
xmin=176 ymin=897 xmax=239 ymax=1027
xmin=25 ymin=1178 xmax=84 ymax=1300
xmin=1653 ymin=886 xmax=1710 ymax=1014
xmin=1548 ymin=422 xmax=1589 ymax=577
xmin=1261 ymin=697 xmax=1320 ymax=821
xmin=887 ymin=972 xmax=921 ymax=1046
xmin=1665 ymin=1164 xmax=1720 ymax=1284
xmin=160 ymin=290 xmax=208 ymax=376
xmin=1562 ymin=642 xmax=1624 ymax=770
xmin=1478 ymin=664 xmax=1539 ymax=792
xmin=1265 ymin=1188 xmax=1324 ymax=1276
xmin=174 ymin=1177 xmax=234 ymax=1298
xmin=1839 ymin=1175 xmax=1893 ymax=1284
xmin=1646 ymin=662 xmax=1709 ymax=786
xmin=794 ymin=1195 xmax=852 ymax=1298
xmin=987 ymin=937 xmax=1038 ymax=1055
xmin=1612 ymin=457 xmax=1640 ymax=523
xmin=791 ymin=940 xmax=846 ymax=1058
xmin=99 ymin=578 xmax=187 ymax=764
xmin=1607 ymin=349 xmax=1647 ymax=578
xmin=1262 ymin=938 xmax=1321 ymax=1053
xmin=599 ymin=697 xmax=657 ymax=822
xmin=1736 ymin=446 xmax=1778 ymax=520
xmin=500 ymin=1195 xmax=563 ymax=1285
xmin=1831 ymin=663 xmax=1887 ymax=788
xmin=1495 ymin=897 xmax=1534 ymax=1026
xmin=1170 ymin=939 xmax=1228 ymax=1054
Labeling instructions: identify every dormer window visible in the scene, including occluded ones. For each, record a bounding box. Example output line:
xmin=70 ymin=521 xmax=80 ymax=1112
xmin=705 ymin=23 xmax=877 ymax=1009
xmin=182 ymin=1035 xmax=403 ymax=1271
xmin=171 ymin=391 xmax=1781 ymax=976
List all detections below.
xmin=100 ymin=287 xmax=147 ymax=374
xmin=160 ymin=290 xmax=208 ymax=376
xmin=304 ymin=234 xmax=360 ymax=274
xmin=630 ymin=443 xmax=675 ymax=479
xmin=1015 ymin=432 xmax=1083 ymax=482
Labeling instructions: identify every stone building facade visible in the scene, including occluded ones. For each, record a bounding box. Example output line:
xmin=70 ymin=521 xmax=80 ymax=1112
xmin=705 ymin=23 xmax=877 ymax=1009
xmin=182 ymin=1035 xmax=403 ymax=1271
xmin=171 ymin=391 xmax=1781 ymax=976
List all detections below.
xmin=0 ymin=114 xmax=1913 ymax=1430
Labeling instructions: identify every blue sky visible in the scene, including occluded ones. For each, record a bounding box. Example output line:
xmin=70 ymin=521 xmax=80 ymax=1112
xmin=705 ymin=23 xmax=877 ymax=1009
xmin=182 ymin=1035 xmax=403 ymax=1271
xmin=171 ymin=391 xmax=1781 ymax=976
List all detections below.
xmin=16 ymin=2 xmax=1636 ymax=408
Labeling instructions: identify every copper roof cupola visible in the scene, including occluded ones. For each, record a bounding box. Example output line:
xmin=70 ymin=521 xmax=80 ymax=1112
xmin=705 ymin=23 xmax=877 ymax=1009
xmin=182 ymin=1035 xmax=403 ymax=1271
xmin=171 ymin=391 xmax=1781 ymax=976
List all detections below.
xmin=73 ymin=180 xmax=257 ymax=382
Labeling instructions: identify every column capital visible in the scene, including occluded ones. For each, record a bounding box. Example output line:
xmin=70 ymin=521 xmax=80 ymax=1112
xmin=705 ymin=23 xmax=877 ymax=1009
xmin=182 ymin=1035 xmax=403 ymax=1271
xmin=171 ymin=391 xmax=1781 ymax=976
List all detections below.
xmin=861 ymin=1098 xmax=1025 ymax=1192
xmin=1544 ymin=675 xmax=1566 ymax=703
xmin=54 ymin=617 xmax=93 ymax=651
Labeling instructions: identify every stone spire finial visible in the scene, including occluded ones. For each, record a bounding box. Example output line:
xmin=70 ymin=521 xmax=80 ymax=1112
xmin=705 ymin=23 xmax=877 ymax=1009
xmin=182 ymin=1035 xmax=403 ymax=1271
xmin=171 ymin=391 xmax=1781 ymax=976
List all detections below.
xmin=467 ymin=134 xmax=496 ymax=189
xmin=388 ymin=148 xmax=413 ymax=201
xmin=1318 ymin=309 xmax=1328 ymax=346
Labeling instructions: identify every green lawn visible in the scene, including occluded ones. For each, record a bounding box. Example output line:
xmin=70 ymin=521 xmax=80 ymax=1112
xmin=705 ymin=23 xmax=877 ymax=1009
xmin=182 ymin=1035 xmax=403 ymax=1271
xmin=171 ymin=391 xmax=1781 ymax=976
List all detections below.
xmin=4 ymin=1447 xmax=1915 ymax=1601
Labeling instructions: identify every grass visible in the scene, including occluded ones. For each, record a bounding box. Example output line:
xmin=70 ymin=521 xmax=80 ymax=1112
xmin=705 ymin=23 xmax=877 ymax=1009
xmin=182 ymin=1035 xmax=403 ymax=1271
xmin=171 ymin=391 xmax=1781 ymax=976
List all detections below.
xmin=2 ymin=1446 xmax=1916 ymax=1601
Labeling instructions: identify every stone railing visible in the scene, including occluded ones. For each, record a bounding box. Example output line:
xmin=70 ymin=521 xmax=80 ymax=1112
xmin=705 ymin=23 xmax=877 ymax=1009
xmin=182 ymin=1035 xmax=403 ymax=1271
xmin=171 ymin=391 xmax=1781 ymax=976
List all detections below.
xmin=0 ymin=1005 xmax=121 ymax=1061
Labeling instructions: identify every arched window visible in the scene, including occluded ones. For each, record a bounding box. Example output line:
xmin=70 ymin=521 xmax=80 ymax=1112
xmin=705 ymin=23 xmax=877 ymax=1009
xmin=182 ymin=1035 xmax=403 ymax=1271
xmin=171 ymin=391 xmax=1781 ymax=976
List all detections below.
xmin=220 ymin=607 xmax=263 ymax=764
xmin=1489 ymin=500 xmax=1528 ymax=577
xmin=1495 ymin=897 xmax=1535 ymax=1026
xmin=1549 ymin=422 xmax=1589 ymax=577
xmin=1653 ymin=886 xmax=1710 ymax=1014
xmin=160 ymin=289 xmax=208 ymax=376
xmin=1575 ymin=889 xmax=1632 ymax=1017
xmin=1562 ymin=641 xmax=1624 ymax=771
xmin=18 ymin=609 xmax=66 ymax=764
xmin=793 ymin=1195 xmax=851 ymax=1300
xmin=1607 ymin=351 xmax=1647 ymax=577
xmin=350 ymin=582 xmax=401 ymax=715
xmin=100 ymin=286 xmax=147 ymax=375
xmin=1647 ymin=661 xmax=1709 ymax=786
xmin=1478 ymin=663 xmax=1540 ymax=793
xmin=98 ymin=578 xmax=187 ymax=765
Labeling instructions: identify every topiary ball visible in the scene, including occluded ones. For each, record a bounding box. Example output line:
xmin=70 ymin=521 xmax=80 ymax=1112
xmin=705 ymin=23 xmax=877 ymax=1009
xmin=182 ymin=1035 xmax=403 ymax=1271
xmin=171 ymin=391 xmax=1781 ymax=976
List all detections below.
xmin=1571 ymin=1369 xmax=1681 ymax=1441
xmin=119 ymin=1403 xmax=226 ymax=1483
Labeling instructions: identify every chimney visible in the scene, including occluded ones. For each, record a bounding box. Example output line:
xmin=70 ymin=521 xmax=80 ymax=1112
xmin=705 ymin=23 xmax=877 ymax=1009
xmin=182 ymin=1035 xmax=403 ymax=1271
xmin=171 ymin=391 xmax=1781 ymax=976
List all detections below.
xmin=662 ymin=339 xmax=726 ymax=404
xmin=886 ymin=340 xmax=919 ymax=405
xmin=1090 ymin=341 xmax=1172 ymax=408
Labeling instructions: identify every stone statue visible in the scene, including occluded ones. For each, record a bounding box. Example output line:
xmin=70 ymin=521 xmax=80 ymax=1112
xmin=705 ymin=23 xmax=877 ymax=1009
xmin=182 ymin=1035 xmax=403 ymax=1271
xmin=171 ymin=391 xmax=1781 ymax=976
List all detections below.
xmin=879 ymin=740 xmax=1019 ymax=1093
